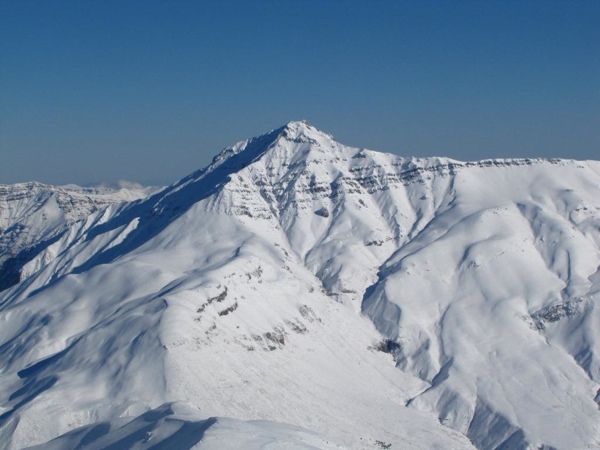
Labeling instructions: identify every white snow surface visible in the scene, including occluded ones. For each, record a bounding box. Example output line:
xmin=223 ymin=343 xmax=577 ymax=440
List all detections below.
xmin=25 ymin=402 xmax=345 ymax=450
xmin=1 ymin=121 xmax=600 ymax=449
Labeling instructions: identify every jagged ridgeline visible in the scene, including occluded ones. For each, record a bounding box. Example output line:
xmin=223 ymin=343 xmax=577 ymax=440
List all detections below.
xmin=1 ymin=121 xmax=599 ymax=449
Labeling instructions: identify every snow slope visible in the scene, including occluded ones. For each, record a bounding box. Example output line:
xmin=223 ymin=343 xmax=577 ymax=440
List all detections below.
xmin=25 ymin=402 xmax=345 ymax=450
xmin=1 ymin=121 xmax=599 ymax=449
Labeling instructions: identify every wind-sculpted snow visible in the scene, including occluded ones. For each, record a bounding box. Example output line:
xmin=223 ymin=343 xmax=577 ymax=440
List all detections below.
xmin=0 ymin=121 xmax=599 ymax=449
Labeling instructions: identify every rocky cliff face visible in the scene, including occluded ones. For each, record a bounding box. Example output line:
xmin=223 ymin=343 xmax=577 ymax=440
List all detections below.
xmin=1 ymin=122 xmax=599 ymax=449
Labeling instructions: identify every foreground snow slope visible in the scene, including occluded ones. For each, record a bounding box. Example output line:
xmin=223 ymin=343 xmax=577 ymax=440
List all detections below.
xmin=26 ymin=402 xmax=345 ymax=450
xmin=1 ymin=121 xmax=599 ymax=449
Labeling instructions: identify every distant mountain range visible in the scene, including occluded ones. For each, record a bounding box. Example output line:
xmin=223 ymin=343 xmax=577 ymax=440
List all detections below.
xmin=0 ymin=181 xmax=158 ymax=292
xmin=1 ymin=121 xmax=599 ymax=449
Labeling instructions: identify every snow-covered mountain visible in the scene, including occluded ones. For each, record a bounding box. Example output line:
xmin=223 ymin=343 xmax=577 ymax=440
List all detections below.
xmin=1 ymin=121 xmax=599 ymax=449
xmin=0 ymin=182 xmax=158 ymax=291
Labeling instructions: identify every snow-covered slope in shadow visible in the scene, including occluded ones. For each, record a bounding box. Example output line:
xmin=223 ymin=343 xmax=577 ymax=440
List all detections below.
xmin=1 ymin=121 xmax=599 ymax=449
xmin=25 ymin=402 xmax=343 ymax=450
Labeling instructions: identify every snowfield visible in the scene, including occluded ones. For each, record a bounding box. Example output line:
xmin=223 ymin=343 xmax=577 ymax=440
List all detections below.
xmin=1 ymin=121 xmax=599 ymax=449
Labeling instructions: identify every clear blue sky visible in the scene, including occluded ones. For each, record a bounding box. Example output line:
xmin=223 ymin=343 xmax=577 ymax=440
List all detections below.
xmin=1 ymin=0 xmax=598 ymax=186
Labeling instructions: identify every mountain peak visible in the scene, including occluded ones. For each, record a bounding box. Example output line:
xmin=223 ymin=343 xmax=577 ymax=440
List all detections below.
xmin=207 ymin=120 xmax=337 ymax=173
xmin=280 ymin=119 xmax=315 ymax=134
xmin=282 ymin=118 xmax=311 ymax=129
xmin=278 ymin=120 xmax=334 ymax=143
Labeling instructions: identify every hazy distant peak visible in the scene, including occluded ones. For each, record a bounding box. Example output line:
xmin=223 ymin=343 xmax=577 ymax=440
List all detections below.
xmin=84 ymin=180 xmax=147 ymax=190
